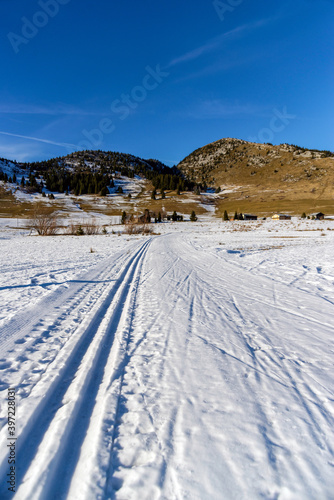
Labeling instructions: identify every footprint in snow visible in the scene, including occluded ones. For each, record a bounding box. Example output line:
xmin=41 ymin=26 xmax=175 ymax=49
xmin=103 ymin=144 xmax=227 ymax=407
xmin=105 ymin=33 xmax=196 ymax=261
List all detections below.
xmin=0 ymin=361 xmax=11 ymax=370
xmin=14 ymin=338 xmax=26 ymax=344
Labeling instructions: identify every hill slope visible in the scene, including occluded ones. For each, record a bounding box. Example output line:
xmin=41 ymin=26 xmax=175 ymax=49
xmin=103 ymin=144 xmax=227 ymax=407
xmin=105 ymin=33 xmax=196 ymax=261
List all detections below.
xmin=177 ymin=138 xmax=334 ymax=215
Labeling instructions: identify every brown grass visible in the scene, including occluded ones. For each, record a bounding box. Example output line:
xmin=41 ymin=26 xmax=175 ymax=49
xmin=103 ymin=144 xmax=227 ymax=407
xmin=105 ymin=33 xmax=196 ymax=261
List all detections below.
xmin=215 ymin=198 xmax=334 ymax=218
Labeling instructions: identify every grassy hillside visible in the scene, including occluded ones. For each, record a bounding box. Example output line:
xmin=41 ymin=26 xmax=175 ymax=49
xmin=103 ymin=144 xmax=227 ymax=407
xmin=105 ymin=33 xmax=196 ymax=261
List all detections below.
xmin=177 ymin=139 xmax=334 ymax=216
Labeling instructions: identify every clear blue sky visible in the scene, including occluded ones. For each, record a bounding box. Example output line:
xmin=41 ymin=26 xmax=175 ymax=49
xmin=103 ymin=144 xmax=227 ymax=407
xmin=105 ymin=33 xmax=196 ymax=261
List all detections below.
xmin=0 ymin=0 xmax=333 ymax=165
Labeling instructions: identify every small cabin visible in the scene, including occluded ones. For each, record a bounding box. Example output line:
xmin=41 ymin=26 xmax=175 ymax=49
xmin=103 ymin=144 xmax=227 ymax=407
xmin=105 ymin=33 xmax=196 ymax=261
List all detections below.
xmin=310 ymin=212 xmax=325 ymax=220
xmin=272 ymin=214 xmax=292 ymax=221
xmin=243 ymin=214 xmax=257 ymax=221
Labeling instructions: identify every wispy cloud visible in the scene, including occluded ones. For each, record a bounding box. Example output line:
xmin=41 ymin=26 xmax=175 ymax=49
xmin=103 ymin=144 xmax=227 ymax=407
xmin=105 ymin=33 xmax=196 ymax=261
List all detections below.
xmin=183 ymin=99 xmax=269 ymax=119
xmin=0 ymin=131 xmax=77 ymax=148
xmin=168 ymin=18 xmax=274 ymax=68
xmin=0 ymin=103 xmax=99 ymax=116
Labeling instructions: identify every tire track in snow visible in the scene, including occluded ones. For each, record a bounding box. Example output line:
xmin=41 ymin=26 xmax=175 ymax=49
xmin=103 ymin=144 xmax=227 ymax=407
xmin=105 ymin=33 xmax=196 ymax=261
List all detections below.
xmin=0 ymin=239 xmax=151 ymax=500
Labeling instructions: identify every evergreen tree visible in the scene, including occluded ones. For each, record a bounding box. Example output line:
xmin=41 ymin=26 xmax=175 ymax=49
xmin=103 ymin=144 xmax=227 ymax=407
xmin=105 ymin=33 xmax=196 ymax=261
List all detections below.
xmin=151 ymin=188 xmax=156 ymax=200
xmin=121 ymin=211 xmax=127 ymax=224
xmin=301 ymin=212 xmax=306 ymax=218
xmin=234 ymin=211 xmax=238 ymax=220
xmin=158 ymin=211 xmax=162 ymax=222
xmin=190 ymin=210 xmax=197 ymax=222
xmin=172 ymin=211 xmax=177 ymax=222
xmin=223 ymin=210 xmax=229 ymax=221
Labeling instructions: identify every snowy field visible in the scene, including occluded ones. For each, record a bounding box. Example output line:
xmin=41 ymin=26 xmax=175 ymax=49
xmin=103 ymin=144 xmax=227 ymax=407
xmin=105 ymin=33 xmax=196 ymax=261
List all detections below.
xmin=0 ymin=218 xmax=333 ymax=499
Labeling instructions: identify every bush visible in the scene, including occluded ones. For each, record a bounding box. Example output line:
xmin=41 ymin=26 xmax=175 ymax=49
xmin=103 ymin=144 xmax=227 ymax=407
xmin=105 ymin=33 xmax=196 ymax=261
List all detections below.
xmin=84 ymin=218 xmax=100 ymax=235
xmin=67 ymin=223 xmax=85 ymax=235
xmin=30 ymin=204 xmax=58 ymax=236
xmin=124 ymin=223 xmax=152 ymax=235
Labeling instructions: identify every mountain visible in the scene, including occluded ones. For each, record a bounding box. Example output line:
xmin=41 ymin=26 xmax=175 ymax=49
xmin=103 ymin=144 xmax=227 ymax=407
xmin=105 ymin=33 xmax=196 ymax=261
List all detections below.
xmin=1 ymin=140 xmax=334 ymax=219
xmin=0 ymin=150 xmax=195 ymax=218
xmin=177 ymin=138 xmax=334 ymax=215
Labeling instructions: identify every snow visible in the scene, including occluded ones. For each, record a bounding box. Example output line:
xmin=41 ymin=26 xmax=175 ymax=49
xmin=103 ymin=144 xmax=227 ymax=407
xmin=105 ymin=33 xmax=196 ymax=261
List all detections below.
xmin=0 ymin=219 xmax=333 ymax=499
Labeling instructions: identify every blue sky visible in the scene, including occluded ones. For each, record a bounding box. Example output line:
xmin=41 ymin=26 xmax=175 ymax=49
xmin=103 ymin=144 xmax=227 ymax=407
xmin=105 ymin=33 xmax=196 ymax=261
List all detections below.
xmin=0 ymin=0 xmax=333 ymax=165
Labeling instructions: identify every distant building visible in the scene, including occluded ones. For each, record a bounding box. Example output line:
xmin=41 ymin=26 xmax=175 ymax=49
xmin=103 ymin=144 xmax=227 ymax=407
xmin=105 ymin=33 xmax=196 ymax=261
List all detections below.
xmin=243 ymin=214 xmax=257 ymax=220
xmin=310 ymin=212 xmax=325 ymax=220
xmin=272 ymin=214 xmax=292 ymax=220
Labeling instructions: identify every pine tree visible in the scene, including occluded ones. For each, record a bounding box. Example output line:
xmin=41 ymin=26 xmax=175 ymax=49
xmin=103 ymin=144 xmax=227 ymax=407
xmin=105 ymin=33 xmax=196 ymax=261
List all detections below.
xmin=172 ymin=211 xmax=177 ymax=222
xmin=121 ymin=211 xmax=127 ymax=224
xmin=234 ymin=211 xmax=238 ymax=220
xmin=158 ymin=211 xmax=162 ymax=222
xmin=151 ymin=188 xmax=156 ymax=200
xmin=223 ymin=210 xmax=229 ymax=221
xmin=190 ymin=210 xmax=197 ymax=222
xmin=301 ymin=212 xmax=306 ymax=219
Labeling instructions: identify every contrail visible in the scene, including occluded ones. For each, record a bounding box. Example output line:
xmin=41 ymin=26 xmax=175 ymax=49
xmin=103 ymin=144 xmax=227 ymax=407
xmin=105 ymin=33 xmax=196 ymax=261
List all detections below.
xmin=0 ymin=130 xmax=76 ymax=148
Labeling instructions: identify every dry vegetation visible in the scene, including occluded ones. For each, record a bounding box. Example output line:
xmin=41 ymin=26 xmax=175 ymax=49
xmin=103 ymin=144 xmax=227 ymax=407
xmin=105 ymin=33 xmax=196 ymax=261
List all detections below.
xmin=0 ymin=186 xmax=34 ymax=217
xmin=30 ymin=204 xmax=58 ymax=235
xmin=124 ymin=223 xmax=153 ymax=235
xmin=178 ymin=139 xmax=334 ymax=215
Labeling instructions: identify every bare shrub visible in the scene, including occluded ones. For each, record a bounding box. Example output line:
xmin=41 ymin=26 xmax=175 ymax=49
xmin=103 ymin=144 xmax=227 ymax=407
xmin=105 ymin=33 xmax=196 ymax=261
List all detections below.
xmin=30 ymin=204 xmax=58 ymax=236
xmin=66 ymin=223 xmax=85 ymax=236
xmin=124 ymin=223 xmax=152 ymax=235
xmin=141 ymin=224 xmax=153 ymax=234
xmin=84 ymin=218 xmax=100 ymax=235
xmin=124 ymin=222 xmax=141 ymax=235
xmin=66 ymin=223 xmax=77 ymax=235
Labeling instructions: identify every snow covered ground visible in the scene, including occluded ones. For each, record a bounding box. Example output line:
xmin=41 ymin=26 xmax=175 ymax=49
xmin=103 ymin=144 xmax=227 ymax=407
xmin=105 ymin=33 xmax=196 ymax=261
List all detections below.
xmin=0 ymin=219 xmax=333 ymax=499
